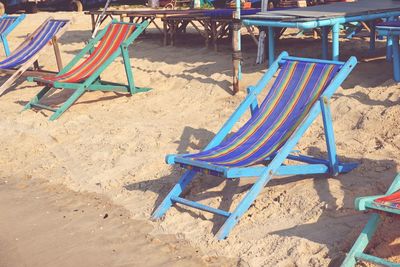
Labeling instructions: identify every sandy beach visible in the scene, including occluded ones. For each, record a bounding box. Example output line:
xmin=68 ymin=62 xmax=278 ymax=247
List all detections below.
xmin=0 ymin=176 xmax=235 ymax=267
xmin=1 ymin=10 xmax=400 ymax=266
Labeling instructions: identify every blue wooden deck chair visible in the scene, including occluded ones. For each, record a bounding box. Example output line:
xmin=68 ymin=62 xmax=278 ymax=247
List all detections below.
xmin=0 ymin=18 xmax=70 ymax=95
xmin=23 ymin=20 xmax=150 ymax=121
xmin=152 ymin=52 xmax=358 ymax=239
xmin=0 ymin=14 xmax=26 ymax=56
xmin=342 ymin=173 xmax=400 ymax=267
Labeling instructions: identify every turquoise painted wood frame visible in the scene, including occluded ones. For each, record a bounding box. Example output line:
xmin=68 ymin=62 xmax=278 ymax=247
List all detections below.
xmin=377 ymin=25 xmax=400 ymax=83
xmin=152 ymin=52 xmax=358 ymax=240
xmin=24 ymin=19 xmax=150 ymax=121
xmin=0 ymin=14 xmax=26 ymax=56
xmin=342 ymin=174 xmax=400 ymax=267
xmin=243 ymin=10 xmax=400 ymax=65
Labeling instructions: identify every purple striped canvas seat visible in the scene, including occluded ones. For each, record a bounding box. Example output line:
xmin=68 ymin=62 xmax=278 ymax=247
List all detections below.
xmin=0 ymin=16 xmax=18 ymax=34
xmin=0 ymin=19 xmax=67 ymax=69
xmin=182 ymin=60 xmax=341 ymax=168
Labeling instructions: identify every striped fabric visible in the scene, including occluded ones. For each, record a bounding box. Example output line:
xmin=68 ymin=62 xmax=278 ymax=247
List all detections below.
xmin=0 ymin=19 xmax=67 ymax=69
xmin=0 ymin=16 xmax=18 ymax=35
xmin=182 ymin=61 xmax=341 ymax=168
xmin=374 ymin=192 xmax=400 ymax=210
xmin=45 ymin=23 xmax=136 ymax=84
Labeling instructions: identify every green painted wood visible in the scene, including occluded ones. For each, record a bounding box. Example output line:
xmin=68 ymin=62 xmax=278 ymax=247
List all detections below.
xmin=49 ymin=86 xmax=86 ymax=121
xmin=341 ymin=213 xmax=380 ymax=267
xmin=343 ymin=173 xmax=400 ymax=266
xmin=22 ymin=86 xmax=52 ymax=111
xmin=356 ymin=252 xmax=400 ymax=267
xmin=387 ymin=173 xmax=400 ymax=195
xmin=30 ymin=103 xmax=57 ymax=112
xmin=121 ymin=46 xmax=135 ymax=94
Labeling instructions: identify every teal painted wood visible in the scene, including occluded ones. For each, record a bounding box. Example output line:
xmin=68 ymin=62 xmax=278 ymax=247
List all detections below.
xmin=25 ymin=20 xmax=151 ymax=120
xmin=356 ymin=253 xmax=400 ymax=267
xmin=386 ymin=173 xmax=400 ymax=194
xmin=153 ymin=52 xmax=358 ymax=240
xmin=342 ymin=173 xmax=400 ymax=266
xmin=121 ymin=46 xmax=136 ymax=93
xmin=23 ymin=86 xmax=52 ymax=111
xmin=341 ymin=213 xmax=380 ymax=267
xmin=50 ymin=86 xmax=85 ymax=120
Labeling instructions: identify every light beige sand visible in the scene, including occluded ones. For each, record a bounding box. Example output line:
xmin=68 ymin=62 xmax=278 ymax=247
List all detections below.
xmin=1 ymin=11 xmax=400 ymax=266
xmin=0 ymin=176 xmax=234 ymax=266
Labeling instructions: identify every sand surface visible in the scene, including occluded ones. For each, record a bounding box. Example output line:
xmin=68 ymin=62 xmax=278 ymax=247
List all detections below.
xmin=0 ymin=176 xmax=234 ymax=267
xmin=1 ymin=10 xmax=400 ymax=266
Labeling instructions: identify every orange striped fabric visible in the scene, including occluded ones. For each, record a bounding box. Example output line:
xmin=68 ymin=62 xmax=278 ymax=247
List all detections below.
xmin=47 ymin=23 xmax=135 ymax=84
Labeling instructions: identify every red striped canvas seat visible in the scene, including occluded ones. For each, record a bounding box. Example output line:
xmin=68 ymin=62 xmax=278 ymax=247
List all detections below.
xmin=44 ymin=23 xmax=135 ymax=84
xmin=374 ymin=191 xmax=400 ymax=209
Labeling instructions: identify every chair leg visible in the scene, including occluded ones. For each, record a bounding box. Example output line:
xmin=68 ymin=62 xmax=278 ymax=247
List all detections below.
xmin=320 ymin=97 xmax=339 ymax=176
xmin=341 ymin=213 xmax=380 ymax=267
xmin=120 ymin=46 xmax=136 ymax=94
xmin=216 ymin=171 xmax=273 ymax=240
xmin=369 ymin=21 xmax=376 ymax=51
xmin=23 ymin=85 xmax=52 ymax=111
xmin=49 ymin=87 xmax=86 ymax=121
xmin=152 ymin=170 xmax=197 ymax=219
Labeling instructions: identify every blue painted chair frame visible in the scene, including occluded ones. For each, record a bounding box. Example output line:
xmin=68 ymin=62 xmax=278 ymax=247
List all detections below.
xmin=0 ymin=14 xmax=26 ymax=56
xmin=342 ymin=174 xmax=400 ymax=267
xmin=377 ymin=25 xmax=400 ymax=82
xmin=152 ymin=52 xmax=358 ymax=240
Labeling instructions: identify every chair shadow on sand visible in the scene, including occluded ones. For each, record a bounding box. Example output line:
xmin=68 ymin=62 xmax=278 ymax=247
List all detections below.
xmin=14 ymin=86 xmax=130 ymax=118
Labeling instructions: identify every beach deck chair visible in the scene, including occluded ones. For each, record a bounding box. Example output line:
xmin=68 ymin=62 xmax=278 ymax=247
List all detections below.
xmin=342 ymin=174 xmax=400 ymax=267
xmin=0 ymin=18 xmax=70 ymax=95
xmin=23 ymin=20 xmax=150 ymax=121
xmin=152 ymin=52 xmax=358 ymax=239
xmin=0 ymin=14 xmax=26 ymax=56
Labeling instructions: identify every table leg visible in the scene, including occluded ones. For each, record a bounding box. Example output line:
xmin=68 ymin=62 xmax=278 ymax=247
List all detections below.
xmin=387 ymin=35 xmax=393 ymax=62
xmin=392 ymin=35 xmax=400 ymax=82
xmin=163 ymin=20 xmax=168 ymax=46
xmin=322 ymin=26 xmax=328 ymax=60
xmin=268 ymin=26 xmax=275 ymax=67
xmin=91 ymin=14 xmax=95 ymax=32
xmin=332 ymin=23 xmax=340 ymax=61
xmin=369 ymin=21 xmax=376 ymax=51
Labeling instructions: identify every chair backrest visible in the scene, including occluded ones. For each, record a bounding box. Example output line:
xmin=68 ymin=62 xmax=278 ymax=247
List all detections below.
xmin=0 ymin=16 xmax=18 ymax=34
xmin=0 ymin=19 xmax=68 ymax=69
xmin=190 ymin=60 xmax=342 ymax=167
xmin=53 ymin=23 xmax=136 ymax=83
